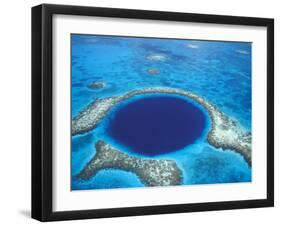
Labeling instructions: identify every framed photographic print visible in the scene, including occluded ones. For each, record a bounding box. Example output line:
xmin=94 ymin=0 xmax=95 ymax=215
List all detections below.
xmin=32 ymin=4 xmax=274 ymax=221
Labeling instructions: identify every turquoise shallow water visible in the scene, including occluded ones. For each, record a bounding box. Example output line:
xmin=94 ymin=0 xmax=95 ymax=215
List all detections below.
xmin=71 ymin=34 xmax=252 ymax=190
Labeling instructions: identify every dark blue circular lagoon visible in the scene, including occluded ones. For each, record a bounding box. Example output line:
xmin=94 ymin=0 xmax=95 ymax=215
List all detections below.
xmin=106 ymin=95 xmax=207 ymax=156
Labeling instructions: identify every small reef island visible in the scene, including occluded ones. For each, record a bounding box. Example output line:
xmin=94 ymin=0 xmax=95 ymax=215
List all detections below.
xmin=73 ymin=87 xmax=252 ymax=187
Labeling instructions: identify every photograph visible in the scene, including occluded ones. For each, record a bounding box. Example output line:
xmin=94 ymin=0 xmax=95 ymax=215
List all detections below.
xmin=71 ymin=34 xmax=252 ymax=191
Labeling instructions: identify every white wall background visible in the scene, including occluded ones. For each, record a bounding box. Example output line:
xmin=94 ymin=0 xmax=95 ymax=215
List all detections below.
xmin=0 ymin=0 xmax=279 ymax=225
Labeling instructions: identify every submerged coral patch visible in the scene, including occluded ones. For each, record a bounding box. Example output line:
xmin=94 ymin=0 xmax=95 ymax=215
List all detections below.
xmin=146 ymin=53 xmax=168 ymax=62
xmin=88 ymin=81 xmax=106 ymax=90
xmin=186 ymin=44 xmax=199 ymax=49
xmin=236 ymin=50 xmax=249 ymax=55
xmin=72 ymin=169 xmax=145 ymax=190
xmin=187 ymin=147 xmax=251 ymax=185
xmin=147 ymin=68 xmax=160 ymax=75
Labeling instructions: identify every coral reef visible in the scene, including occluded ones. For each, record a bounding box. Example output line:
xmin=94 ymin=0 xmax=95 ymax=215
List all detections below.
xmin=147 ymin=68 xmax=160 ymax=75
xmin=186 ymin=44 xmax=199 ymax=49
xmin=77 ymin=140 xmax=183 ymax=186
xmin=88 ymin=81 xmax=106 ymax=90
xmin=146 ymin=53 xmax=168 ymax=62
xmin=72 ymin=87 xmax=252 ymax=165
xmin=236 ymin=50 xmax=249 ymax=55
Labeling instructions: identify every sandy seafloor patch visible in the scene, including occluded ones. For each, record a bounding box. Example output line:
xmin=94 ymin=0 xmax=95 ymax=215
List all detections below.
xmin=71 ymin=34 xmax=252 ymax=190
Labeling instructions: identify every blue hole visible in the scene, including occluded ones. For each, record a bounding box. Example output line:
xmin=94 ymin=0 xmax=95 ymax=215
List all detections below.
xmin=107 ymin=95 xmax=207 ymax=156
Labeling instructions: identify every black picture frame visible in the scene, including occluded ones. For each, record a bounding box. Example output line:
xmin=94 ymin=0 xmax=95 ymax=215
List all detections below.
xmin=32 ymin=3 xmax=274 ymax=222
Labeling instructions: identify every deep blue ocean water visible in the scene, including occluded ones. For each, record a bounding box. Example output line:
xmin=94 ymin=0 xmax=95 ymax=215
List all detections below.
xmin=71 ymin=34 xmax=252 ymax=190
xmin=108 ymin=96 xmax=206 ymax=156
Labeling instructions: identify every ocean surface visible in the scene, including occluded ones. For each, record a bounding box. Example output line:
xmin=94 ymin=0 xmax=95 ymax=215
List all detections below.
xmin=108 ymin=95 xmax=206 ymax=156
xmin=71 ymin=34 xmax=252 ymax=190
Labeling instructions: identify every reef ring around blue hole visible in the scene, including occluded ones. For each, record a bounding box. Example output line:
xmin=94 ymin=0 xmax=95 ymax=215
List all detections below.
xmin=106 ymin=95 xmax=207 ymax=156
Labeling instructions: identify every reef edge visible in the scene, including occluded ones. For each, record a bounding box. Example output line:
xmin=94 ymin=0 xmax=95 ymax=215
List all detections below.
xmin=76 ymin=140 xmax=183 ymax=187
